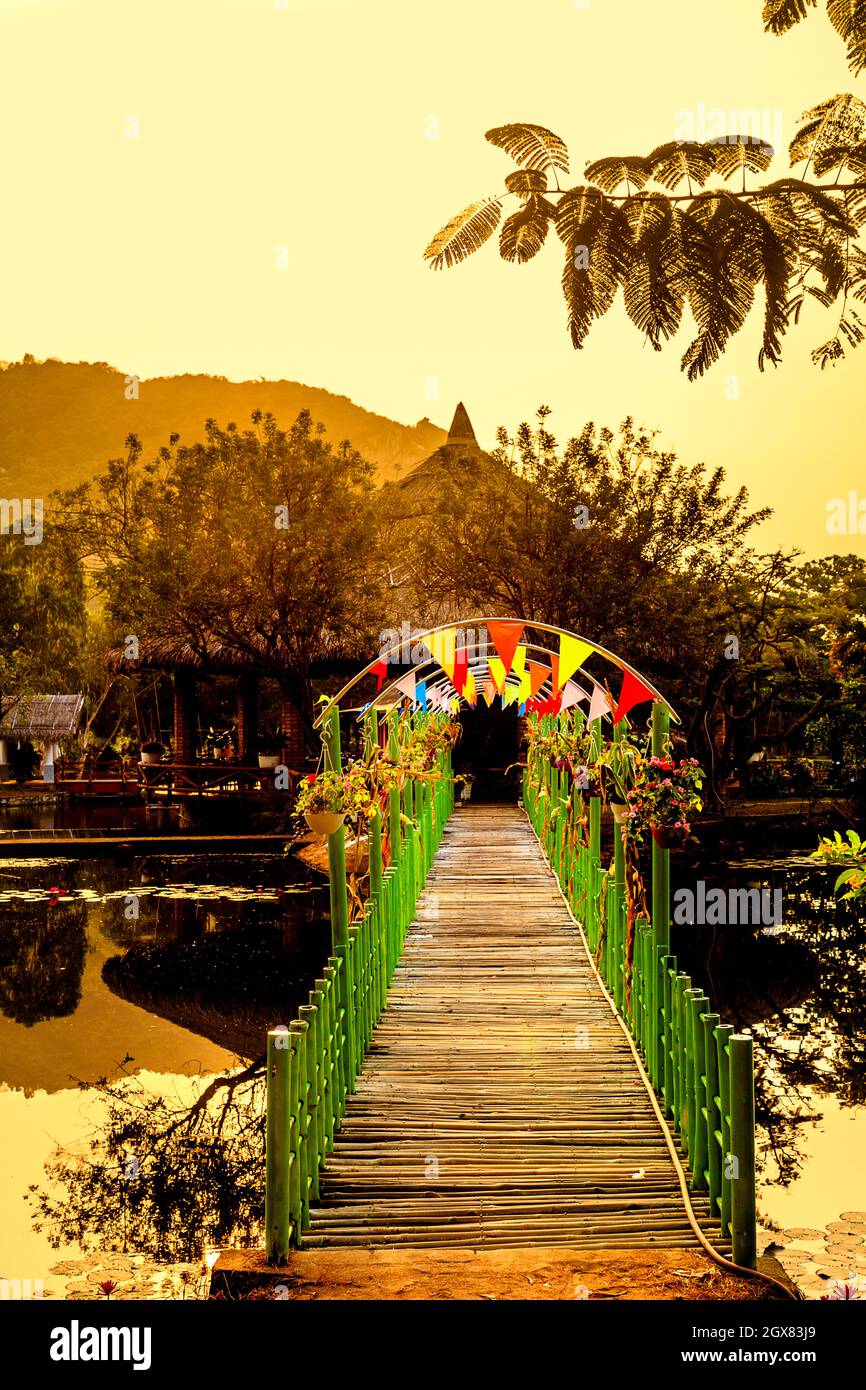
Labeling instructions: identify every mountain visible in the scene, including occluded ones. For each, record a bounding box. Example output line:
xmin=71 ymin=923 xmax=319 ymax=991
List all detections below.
xmin=0 ymin=358 xmax=447 ymax=499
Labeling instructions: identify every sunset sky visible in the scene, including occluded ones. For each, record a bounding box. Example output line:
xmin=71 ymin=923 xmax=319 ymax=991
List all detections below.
xmin=2 ymin=0 xmax=864 ymax=557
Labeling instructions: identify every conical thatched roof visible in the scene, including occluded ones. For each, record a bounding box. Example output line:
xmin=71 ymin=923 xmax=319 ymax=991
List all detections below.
xmin=395 ymin=402 xmax=491 ymax=495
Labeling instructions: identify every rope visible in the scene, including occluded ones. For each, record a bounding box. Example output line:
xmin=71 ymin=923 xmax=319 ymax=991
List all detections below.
xmin=522 ymin=803 xmax=797 ymax=1301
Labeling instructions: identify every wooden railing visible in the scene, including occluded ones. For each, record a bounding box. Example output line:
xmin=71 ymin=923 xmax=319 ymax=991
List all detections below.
xmin=522 ymin=704 xmax=757 ymax=1267
xmin=263 ymin=707 xmax=455 ymax=1259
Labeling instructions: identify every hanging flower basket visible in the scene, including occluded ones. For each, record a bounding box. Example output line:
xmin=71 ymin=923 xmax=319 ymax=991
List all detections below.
xmin=258 ymin=753 xmax=280 ymax=770
xmin=305 ymin=809 xmax=345 ymax=835
xmin=139 ymin=742 xmax=164 ymax=766
xmin=651 ymin=823 xmax=689 ymax=849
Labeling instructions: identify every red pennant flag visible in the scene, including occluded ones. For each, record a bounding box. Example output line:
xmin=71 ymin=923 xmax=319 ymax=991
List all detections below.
xmin=613 ymin=670 xmax=658 ymax=724
xmin=452 ymin=647 xmax=469 ymax=695
xmin=549 ymin=654 xmax=560 ymax=696
xmin=487 ymin=620 xmax=524 ymax=676
xmin=371 ymin=659 xmax=387 ymax=691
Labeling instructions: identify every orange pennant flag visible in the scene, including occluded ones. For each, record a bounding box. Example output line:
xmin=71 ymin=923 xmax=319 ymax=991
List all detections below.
xmin=487 ymin=620 xmax=524 ymax=676
xmin=527 ymin=661 xmax=549 ymax=698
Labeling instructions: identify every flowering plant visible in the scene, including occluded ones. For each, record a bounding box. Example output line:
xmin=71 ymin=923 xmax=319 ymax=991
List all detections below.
xmin=626 ymin=755 xmax=703 ymax=844
xmin=294 ymin=770 xmax=346 ymax=818
xmin=813 ymin=829 xmax=866 ymax=901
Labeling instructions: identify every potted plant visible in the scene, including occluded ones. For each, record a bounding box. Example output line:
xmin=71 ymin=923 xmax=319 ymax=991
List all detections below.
xmin=627 ymin=755 xmax=703 ymax=847
xmin=257 ymin=737 xmax=282 ymax=770
xmin=295 ymin=770 xmax=346 ymax=834
xmin=139 ymin=740 xmax=165 ymax=766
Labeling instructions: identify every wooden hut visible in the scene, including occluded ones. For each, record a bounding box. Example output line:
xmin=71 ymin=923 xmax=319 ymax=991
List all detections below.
xmin=0 ymin=693 xmax=84 ymax=781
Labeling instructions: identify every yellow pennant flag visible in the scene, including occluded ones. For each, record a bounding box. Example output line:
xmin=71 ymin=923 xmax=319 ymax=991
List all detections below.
xmin=423 ymin=628 xmax=457 ymax=681
xmin=557 ymin=634 xmax=594 ymax=692
xmin=503 ymin=682 xmax=518 ymax=707
xmin=512 ymin=645 xmax=527 ymax=678
xmin=518 ymin=669 xmax=532 ymax=703
xmin=464 ymin=669 xmax=477 ymax=704
xmin=488 ymin=656 xmax=507 ymax=694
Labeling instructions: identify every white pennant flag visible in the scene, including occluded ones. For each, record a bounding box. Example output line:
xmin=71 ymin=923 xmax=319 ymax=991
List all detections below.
xmin=560 ymin=680 xmax=588 ymax=711
xmin=395 ymin=672 xmax=416 ymax=701
xmin=587 ymin=682 xmax=612 ymax=723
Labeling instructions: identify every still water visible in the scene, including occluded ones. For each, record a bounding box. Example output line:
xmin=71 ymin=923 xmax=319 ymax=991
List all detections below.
xmin=0 ymin=838 xmax=863 ymax=1293
xmin=0 ymin=848 xmax=329 ymax=1292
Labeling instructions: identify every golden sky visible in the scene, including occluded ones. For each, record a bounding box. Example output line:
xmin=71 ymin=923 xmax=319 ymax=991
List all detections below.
xmin=2 ymin=0 xmax=864 ymax=557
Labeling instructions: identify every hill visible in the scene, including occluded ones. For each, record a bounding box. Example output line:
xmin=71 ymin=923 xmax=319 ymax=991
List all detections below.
xmin=0 ymin=358 xmax=446 ymax=499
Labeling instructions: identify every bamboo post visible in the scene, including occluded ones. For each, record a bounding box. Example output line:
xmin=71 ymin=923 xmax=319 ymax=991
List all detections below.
xmin=688 ymin=991 xmax=710 ymax=1188
xmin=322 ymin=706 xmax=349 ymax=950
xmin=661 ymin=953 xmax=676 ymax=1114
xmin=289 ymin=1019 xmax=310 ymax=1231
xmin=702 ymin=1011 xmax=722 ymax=1227
xmin=651 ymin=702 xmax=671 ymax=952
xmin=729 ymin=1033 xmax=757 ymax=1267
xmin=588 ymin=721 xmax=602 ymax=946
xmin=715 ymin=1023 xmax=734 ymax=1242
xmin=264 ymin=1026 xmax=291 ymax=1263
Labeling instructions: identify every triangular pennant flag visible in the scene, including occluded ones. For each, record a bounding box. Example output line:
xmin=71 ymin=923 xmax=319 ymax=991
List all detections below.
xmin=452 ymin=647 xmax=469 ymax=694
xmin=549 ymin=653 xmax=560 ymax=696
xmin=560 ymin=680 xmax=583 ymax=712
xmin=587 ymin=682 xmax=613 ymax=723
xmin=502 ymin=682 xmax=518 ymax=707
xmin=424 ymin=628 xmax=457 ymax=681
xmin=518 ymin=702 xmax=526 ymax=716
xmin=487 ymin=620 xmax=524 ymax=676
xmin=512 ymin=645 xmax=527 ymax=678
xmin=371 ymin=659 xmax=388 ymax=691
xmin=557 ymin=634 xmax=594 ymax=692
xmin=415 ymin=680 xmax=427 ymax=712
xmin=450 ymin=696 xmax=460 ymax=713
xmin=395 ymin=671 xmax=416 ymax=701
xmin=518 ymin=669 xmax=532 ymax=704
xmin=488 ymin=656 xmax=507 ymax=695
xmin=464 ymin=669 xmax=477 ymax=705
xmin=613 ymin=670 xmax=658 ymax=724
xmin=527 ymin=661 xmax=549 ymax=698
xmin=482 ymin=679 xmax=496 ymax=707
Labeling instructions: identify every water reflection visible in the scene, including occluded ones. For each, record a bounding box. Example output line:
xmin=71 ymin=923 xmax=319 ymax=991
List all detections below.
xmin=672 ymin=861 xmax=866 ymax=1192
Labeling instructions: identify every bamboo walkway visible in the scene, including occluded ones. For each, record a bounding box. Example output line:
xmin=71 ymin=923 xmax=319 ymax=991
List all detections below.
xmin=306 ymin=804 xmax=713 ymax=1251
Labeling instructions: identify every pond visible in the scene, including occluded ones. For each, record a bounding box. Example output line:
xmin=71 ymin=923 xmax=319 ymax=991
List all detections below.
xmin=1 ymin=835 xmax=863 ymax=1296
xmin=0 ymin=848 xmax=330 ymax=1293
xmin=671 ymin=852 xmax=866 ymax=1290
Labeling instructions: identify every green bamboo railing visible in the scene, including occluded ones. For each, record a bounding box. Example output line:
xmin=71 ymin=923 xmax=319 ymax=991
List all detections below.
xmin=264 ymin=707 xmax=455 ymax=1261
xmin=522 ymin=704 xmax=757 ymax=1268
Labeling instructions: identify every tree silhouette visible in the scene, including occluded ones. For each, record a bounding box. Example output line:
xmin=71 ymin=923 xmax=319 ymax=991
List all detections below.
xmin=425 ymin=9 xmax=866 ymax=377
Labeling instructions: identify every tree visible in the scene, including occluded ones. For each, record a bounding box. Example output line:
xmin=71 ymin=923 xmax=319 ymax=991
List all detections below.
xmin=0 ymin=526 xmax=87 ymax=702
xmin=424 ymin=9 xmax=866 ymax=376
xmin=60 ymin=411 xmax=387 ymax=741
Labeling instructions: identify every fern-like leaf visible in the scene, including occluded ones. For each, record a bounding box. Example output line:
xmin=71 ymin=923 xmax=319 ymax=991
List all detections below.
xmin=622 ymin=195 xmax=687 ymax=348
xmin=647 ymin=141 xmax=717 ymax=190
xmin=584 ymin=156 xmax=651 ymax=193
xmin=499 ymin=197 xmax=553 ymax=263
xmin=424 ymin=198 xmax=503 ymax=270
xmin=789 ymin=94 xmax=866 ymax=168
xmin=485 ymin=123 xmax=570 ymax=174
xmin=762 ymin=0 xmax=818 ymax=35
xmin=504 ymin=169 xmax=549 ymax=194
xmin=555 ymin=189 xmax=630 ymax=348
xmin=710 ymin=134 xmax=775 ymax=180
xmin=827 ymin=0 xmax=866 ymax=75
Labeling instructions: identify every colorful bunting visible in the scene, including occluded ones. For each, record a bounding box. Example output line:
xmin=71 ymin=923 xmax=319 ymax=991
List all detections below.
xmin=587 ymin=682 xmax=614 ymax=723
xmin=464 ymin=669 xmax=477 ymax=705
xmin=560 ymin=680 xmax=585 ymax=712
xmin=488 ymin=656 xmax=507 ymax=695
xmin=395 ymin=671 xmax=416 ymax=701
xmin=482 ymin=679 xmax=496 ymax=707
xmin=613 ymin=670 xmax=658 ymax=724
xmin=557 ymin=634 xmax=594 ymax=692
xmin=415 ymin=680 xmax=427 ymax=712
xmin=424 ymin=627 xmax=457 ymax=681
xmin=487 ymin=620 xmax=524 ymax=676
xmin=371 ymin=659 xmax=388 ymax=691
xmin=512 ymin=645 xmax=527 ymax=678
xmin=452 ymin=647 xmax=469 ymax=694
xmin=527 ymin=661 xmax=549 ymax=698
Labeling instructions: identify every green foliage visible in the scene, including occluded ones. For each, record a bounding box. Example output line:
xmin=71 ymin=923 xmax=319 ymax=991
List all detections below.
xmin=813 ymin=828 xmax=866 ymax=898
xmin=425 ymin=25 xmax=866 ymax=378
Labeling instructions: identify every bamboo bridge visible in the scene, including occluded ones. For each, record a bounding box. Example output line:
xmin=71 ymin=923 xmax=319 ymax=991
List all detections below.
xmin=262 ymin=621 xmax=757 ymax=1273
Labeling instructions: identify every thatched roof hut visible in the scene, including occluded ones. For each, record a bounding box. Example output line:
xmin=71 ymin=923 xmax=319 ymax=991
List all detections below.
xmin=0 ymin=693 xmax=84 ymax=742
